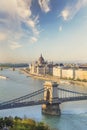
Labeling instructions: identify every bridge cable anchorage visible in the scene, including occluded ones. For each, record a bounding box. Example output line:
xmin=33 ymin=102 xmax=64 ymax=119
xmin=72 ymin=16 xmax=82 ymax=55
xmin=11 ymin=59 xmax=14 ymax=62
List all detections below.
xmin=0 ymin=88 xmax=48 ymax=107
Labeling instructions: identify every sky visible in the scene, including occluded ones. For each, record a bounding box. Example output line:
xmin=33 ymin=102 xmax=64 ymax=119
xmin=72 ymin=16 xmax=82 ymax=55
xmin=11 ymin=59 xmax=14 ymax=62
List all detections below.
xmin=0 ymin=0 xmax=87 ymax=63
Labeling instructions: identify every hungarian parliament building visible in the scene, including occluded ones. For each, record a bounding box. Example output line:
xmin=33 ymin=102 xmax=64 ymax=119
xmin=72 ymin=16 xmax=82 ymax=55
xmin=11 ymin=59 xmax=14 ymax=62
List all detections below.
xmin=29 ymin=54 xmax=53 ymax=75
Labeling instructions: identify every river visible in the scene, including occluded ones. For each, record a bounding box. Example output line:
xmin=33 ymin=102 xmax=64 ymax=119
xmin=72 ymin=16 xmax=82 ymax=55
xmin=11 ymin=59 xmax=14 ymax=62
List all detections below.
xmin=0 ymin=69 xmax=87 ymax=130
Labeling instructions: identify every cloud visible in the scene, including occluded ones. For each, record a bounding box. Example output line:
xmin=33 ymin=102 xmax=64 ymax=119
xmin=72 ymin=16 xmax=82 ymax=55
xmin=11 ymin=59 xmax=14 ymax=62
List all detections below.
xmin=26 ymin=15 xmax=40 ymax=36
xmin=0 ymin=32 xmax=7 ymax=41
xmin=30 ymin=37 xmax=38 ymax=43
xmin=9 ymin=41 xmax=22 ymax=50
xmin=59 ymin=26 xmax=62 ymax=32
xmin=0 ymin=0 xmax=40 ymax=45
xmin=38 ymin=0 xmax=51 ymax=13
xmin=17 ymin=0 xmax=32 ymax=19
xmin=61 ymin=9 xmax=70 ymax=21
xmin=61 ymin=0 xmax=87 ymax=21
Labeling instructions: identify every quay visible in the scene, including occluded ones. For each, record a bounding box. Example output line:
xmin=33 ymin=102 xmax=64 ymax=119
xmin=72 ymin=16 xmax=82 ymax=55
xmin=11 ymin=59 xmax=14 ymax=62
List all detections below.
xmin=20 ymin=69 xmax=87 ymax=87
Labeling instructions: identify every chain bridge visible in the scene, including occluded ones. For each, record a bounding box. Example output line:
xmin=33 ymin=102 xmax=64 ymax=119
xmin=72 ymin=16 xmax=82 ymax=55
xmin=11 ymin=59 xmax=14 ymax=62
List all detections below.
xmin=0 ymin=81 xmax=87 ymax=115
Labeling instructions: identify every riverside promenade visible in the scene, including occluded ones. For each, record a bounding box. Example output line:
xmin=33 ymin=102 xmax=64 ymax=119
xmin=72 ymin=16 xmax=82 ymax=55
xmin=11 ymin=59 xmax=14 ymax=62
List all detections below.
xmin=20 ymin=69 xmax=87 ymax=87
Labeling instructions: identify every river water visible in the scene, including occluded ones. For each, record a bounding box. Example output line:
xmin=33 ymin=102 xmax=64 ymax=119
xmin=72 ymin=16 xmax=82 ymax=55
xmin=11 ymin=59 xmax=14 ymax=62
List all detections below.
xmin=0 ymin=69 xmax=87 ymax=130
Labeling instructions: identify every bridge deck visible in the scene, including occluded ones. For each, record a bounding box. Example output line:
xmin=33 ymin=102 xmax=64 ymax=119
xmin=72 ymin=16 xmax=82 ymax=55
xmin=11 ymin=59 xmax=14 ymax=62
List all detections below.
xmin=0 ymin=95 xmax=87 ymax=110
xmin=0 ymin=87 xmax=87 ymax=110
xmin=0 ymin=100 xmax=48 ymax=110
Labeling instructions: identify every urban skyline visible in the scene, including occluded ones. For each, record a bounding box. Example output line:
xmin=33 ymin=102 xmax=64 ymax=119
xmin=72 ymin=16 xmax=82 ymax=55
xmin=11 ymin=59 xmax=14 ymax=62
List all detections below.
xmin=0 ymin=0 xmax=87 ymax=63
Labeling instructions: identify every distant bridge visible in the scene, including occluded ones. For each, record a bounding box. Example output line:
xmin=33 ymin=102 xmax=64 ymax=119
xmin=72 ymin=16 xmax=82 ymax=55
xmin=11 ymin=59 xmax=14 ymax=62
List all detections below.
xmin=0 ymin=82 xmax=87 ymax=115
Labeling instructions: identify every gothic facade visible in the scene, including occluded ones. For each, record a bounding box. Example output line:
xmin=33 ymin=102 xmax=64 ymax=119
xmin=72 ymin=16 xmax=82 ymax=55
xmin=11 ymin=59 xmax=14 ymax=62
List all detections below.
xmin=29 ymin=55 xmax=53 ymax=75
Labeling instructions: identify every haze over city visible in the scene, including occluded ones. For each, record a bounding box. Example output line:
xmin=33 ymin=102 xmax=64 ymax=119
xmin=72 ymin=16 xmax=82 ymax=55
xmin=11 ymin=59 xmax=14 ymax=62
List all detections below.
xmin=0 ymin=0 xmax=87 ymax=63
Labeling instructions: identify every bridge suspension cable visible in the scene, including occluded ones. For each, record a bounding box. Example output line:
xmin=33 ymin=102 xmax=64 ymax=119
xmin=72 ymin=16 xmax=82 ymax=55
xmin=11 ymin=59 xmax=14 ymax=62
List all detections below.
xmin=58 ymin=87 xmax=87 ymax=95
xmin=0 ymin=88 xmax=46 ymax=106
xmin=1 ymin=85 xmax=87 ymax=110
xmin=57 ymin=87 xmax=87 ymax=102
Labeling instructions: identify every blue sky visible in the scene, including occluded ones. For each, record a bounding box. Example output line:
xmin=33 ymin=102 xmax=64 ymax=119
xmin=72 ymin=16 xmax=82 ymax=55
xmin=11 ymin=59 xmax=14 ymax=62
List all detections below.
xmin=0 ymin=0 xmax=87 ymax=63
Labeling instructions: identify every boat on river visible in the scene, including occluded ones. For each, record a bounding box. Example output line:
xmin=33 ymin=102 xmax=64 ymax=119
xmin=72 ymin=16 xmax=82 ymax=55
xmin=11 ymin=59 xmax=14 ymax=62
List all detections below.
xmin=0 ymin=75 xmax=7 ymax=79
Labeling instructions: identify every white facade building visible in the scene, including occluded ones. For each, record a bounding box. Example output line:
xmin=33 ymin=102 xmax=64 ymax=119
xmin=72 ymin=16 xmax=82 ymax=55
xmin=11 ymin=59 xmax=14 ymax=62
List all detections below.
xmin=53 ymin=66 xmax=75 ymax=79
xmin=62 ymin=68 xmax=74 ymax=79
xmin=53 ymin=66 xmax=62 ymax=78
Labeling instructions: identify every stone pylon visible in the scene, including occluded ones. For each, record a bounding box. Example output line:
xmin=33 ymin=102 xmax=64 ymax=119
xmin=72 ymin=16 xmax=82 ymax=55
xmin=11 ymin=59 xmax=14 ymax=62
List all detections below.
xmin=42 ymin=81 xmax=61 ymax=116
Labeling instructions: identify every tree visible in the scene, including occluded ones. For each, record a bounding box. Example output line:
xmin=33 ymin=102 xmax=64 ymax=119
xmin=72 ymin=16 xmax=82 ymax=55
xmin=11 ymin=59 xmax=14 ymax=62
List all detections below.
xmin=0 ymin=118 xmax=4 ymax=128
xmin=4 ymin=117 xmax=14 ymax=127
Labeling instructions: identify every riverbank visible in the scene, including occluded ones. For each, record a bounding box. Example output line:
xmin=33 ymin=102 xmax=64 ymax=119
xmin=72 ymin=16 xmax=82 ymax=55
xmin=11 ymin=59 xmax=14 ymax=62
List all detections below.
xmin=20 ymin=69 xmax=87 ymax=87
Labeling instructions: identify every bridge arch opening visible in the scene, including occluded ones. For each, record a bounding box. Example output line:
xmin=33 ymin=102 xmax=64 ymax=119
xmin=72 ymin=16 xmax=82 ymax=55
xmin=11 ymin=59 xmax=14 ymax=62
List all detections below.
xmin=46 ymin=89 xmax=50 ymax=101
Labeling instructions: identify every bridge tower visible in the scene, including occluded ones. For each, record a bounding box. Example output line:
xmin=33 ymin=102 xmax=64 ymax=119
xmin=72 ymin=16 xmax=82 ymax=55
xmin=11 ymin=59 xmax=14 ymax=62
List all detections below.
xmin=42 ymin=81 xmax=61 ymax=116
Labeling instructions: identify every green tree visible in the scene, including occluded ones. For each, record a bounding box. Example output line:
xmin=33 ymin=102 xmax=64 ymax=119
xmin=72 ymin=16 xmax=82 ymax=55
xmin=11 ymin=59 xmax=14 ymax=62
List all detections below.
xmin=4 ymin=117 xmax=14 ymax=127
xmin=0 ymin=118 xmax=4 ymax=128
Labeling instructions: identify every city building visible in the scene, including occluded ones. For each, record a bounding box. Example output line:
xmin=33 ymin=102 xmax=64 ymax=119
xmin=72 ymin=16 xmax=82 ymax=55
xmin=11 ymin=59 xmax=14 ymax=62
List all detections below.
xmin=30 ymin=55 xmax=87 ymax=81
xmin=53 ymin=66 xmax=62 ymax=78
xmin=62 ymin=68 xmax=75 ymax=79
xmin=29 ymin=54 xmax=53 ymax=75
xmin=75 ymin=69 xmax=87 ymax=81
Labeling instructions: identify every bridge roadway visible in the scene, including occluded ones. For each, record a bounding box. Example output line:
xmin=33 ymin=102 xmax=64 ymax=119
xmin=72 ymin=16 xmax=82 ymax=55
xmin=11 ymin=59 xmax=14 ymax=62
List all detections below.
xmin=0 ymin=87 xmax=87 ymax=110
xmin=0 ymin=95 xmax=87 ymax=110
xmin=0 ymin=100 xmax=48 ymax=110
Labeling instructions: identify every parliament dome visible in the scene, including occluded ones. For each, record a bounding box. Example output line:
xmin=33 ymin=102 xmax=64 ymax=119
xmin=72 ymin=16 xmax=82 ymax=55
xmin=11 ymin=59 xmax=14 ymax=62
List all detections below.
xmin=38 ymin=54 xmax=44 ymax=64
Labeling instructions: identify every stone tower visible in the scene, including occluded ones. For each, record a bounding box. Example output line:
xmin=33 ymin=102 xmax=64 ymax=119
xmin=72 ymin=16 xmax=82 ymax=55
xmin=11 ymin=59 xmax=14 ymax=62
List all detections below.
xmin=42 ymin=81 xmax=61 ymax=116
